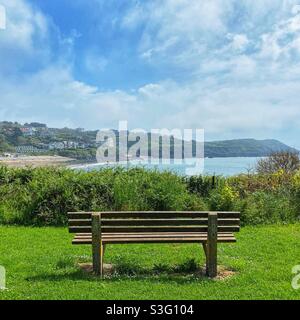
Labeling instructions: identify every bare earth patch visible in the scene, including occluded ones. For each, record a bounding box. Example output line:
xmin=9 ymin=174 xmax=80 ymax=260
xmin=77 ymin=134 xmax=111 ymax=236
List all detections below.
xmin=78 ymin=263 xmax=236 ymax=280
xmin=79 ymin=263 xmax=115 ymax=276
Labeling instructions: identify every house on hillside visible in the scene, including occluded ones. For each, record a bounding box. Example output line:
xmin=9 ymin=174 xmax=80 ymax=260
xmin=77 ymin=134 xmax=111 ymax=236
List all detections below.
xmin=64 ymin=141 xmax=79 ymax=149
xmin=20 ymin=127 xmax=36 ymax=137
xmin=16 ymin=146 xmax=43 ymax=154
xmin=48 ymin=142 xmax=65 ymax=150
xmin=48 ymin=141 xmax=80 ymax=150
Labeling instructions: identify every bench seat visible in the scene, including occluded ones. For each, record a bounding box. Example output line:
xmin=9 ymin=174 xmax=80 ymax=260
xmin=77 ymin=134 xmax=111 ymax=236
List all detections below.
xmin=72 ymin=232 xmax=237 ymax=244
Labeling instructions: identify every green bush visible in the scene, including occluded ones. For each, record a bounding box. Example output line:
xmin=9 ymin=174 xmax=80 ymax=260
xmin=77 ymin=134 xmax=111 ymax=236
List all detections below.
xmin=0 ymin=166 xmax=207 ymax=226
xmin=237 ymin=191 xmax=297 ymax=225
xmin=291 ymin=171 xmax=300 ymax=217
xmin=185 ymin=175 xmax=225 ymax=197
xmin=0 ymin=165 xmax=298 ymax=226
xmin=209 ymin=183 xmax=239 ymax=211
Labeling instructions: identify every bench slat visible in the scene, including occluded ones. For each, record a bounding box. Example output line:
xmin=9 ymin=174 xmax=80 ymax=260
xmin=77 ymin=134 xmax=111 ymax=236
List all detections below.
xmin=73 ymin=232 xmax=236 ymax=238
xmin=75 ymin=232 xmax=235 ymax=238
xmin=68 ymin=218 xmax=240 ymax=227
xmin=68 ymin=211 xmax=240 ymax=219
xmin=69 ymin=225 xmax=240 ymax=233
xmin=72 ymin=236 xmax=236 ymax=245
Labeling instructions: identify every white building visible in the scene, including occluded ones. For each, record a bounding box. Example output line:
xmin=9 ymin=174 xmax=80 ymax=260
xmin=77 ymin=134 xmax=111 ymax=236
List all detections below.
xmin=16 ymin=146 xmax=43 ymax=154
xmin=48 ymin=142 xmax=65 ymax=150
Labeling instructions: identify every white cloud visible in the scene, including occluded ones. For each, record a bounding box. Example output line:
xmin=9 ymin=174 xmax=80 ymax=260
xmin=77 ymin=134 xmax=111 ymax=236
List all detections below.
xmin=84 ymin=51 xmax=108 ymax=73
xmin=0 ymin=0 xmax=48 ymax=51
xmin=0 ymin=4 xmax=6 ymax=30
xmin=229 ymin=34 xmax=250 ymax=51
xmin=2 ymin=65 xmax=300 ymax=146
xmin=0 ymin=0 xmax=51 ymax=74
xmin=0 ymin=66 xmax=139 ymax=129
xmin=1 ymin=0 xmax=300 ymax=147
xmin=0 ymin=0 xmax=77 ymax=75
xmin=292 ymin=4 xmax=300 ymax=15
xmin=122 ymin=0 xmax=300 ymax=74
xmin=138 ymin=80 xmax=300 ymax=135
xmin=258 ymin=8 xmax=300 ymax=62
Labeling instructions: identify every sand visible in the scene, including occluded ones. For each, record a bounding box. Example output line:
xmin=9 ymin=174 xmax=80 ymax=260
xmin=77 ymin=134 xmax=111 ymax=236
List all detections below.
xmin=0 ymin=155 xmax=75 ymax=168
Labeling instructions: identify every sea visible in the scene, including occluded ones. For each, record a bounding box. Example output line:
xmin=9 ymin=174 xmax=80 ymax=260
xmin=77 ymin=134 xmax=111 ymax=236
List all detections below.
xmin=71 ymin=157 xmax=262 ymax=176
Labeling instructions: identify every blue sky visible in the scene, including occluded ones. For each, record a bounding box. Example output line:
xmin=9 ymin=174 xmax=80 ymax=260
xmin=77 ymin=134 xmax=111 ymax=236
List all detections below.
xmin=1 ymin=0 xmax=300 ymax=148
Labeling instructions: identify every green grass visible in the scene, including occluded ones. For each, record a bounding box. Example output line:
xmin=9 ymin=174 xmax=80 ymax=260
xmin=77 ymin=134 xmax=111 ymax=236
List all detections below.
xmin=0 ymin=224 xmax=300 ymax=300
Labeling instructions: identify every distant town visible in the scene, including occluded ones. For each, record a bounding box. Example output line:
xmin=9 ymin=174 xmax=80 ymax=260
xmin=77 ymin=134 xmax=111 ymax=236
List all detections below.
xmin=0 ymin=121 xmax=98 ymax=161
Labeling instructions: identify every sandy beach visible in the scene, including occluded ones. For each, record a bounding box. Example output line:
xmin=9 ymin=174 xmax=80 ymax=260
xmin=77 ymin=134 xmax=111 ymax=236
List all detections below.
xmin=0 ymin=155 xmax=75 ymax=168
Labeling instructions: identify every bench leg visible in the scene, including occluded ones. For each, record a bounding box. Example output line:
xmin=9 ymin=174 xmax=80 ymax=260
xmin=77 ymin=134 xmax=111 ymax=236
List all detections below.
xmin=205 ymin=241 xmax=217 ymax=278
xmin=92 ymin=242 xmax=105 ymax=277
xmin=207 ymin=213 xmax=218 ymax=278
xmin=202 ymin=243 xmax=208 ymax=273
xmin=100 ymin=244 xmax=105 ymax=277
xmin=92 ymin=242 xmax=101 ymax=276
xmin=92 ymin=213 xmax=102 ymax=276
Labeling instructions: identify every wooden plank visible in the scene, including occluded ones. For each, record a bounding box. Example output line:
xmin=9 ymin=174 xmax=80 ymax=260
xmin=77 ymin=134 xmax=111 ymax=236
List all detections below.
xmin=68 ymin=218 xmax=239 ymax=228
xmin=207 ymin=212 xmax=218 ymax=278
xmin=100 ymin=218 xmax=239 ymax=227
xmin=75 ymin=232 xmax=234 ymax=238
xmin=73 ymin=232 xmax=236 ymax=244
xmin=74 ymin=235 xmax=236 ymax=240
xmin=100 ymin=211 xmax=240 ymax=219
xmin=68 ymin=211 xmax=240 ymax=219
xmin=92 ymin=213 xmax=101 ymax=276
xmin=105 ymin=226 xmax=240 ymax=232
xmin=75 ymin=232 xmax=235 ymax=239
xmin=69 ymin=225 xmax=240 ymax=233
xmin=72 ymin=237 xmax=236 ymax=245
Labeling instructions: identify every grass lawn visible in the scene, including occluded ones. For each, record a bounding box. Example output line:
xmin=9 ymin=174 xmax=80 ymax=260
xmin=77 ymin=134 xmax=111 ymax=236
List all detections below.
xmin=0 ymin=224 xmax=300 ymax=300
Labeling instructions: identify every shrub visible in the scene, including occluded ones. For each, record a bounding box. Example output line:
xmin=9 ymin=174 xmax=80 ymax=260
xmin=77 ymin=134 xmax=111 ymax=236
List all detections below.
xmin=0 ymin=166 xmax=207 ymax=226
xmin=237 ymin=191 xmax=297 ymax=225
xmin=228 ymin=171 xmax=293 ymax=196
xmin=0 ymin=165 xmax=298 ymax=227
xmin=256 ymin=152 xmax=300 ymax=174
xmin=291 ymin=171 xmax=300 ymax=218
xmin=209 ymin=183 xmax=239 ymax=211
xmin=185 ymin=175 xmax=225 ymax=197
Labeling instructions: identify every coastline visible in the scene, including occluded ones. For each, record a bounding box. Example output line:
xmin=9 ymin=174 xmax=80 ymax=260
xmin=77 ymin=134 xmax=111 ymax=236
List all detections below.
xmin=0 ymin=156 xmax=261 ymax=176
xmin=0 ymin=155 xmax=75 ymax=168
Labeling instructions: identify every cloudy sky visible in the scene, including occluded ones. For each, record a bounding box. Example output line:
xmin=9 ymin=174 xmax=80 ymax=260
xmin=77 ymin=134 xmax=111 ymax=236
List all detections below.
xmin=1 ymin=0 xmax=300 ymax=147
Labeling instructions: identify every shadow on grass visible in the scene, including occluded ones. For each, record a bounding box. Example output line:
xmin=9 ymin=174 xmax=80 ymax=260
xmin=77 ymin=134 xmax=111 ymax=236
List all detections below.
xmin=26 ymin=257 xmax=223 ymax=284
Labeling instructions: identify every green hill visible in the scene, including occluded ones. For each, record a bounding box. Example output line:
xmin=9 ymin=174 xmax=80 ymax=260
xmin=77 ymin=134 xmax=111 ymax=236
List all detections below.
xmin=204 ymin=139 xmax=298 ymax=158
xmin=0 ymin=121 xmax=297 ymax=159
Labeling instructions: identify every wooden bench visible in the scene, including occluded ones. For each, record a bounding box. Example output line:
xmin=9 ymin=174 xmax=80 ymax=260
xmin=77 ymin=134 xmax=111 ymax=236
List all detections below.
xmin=68 ymin=211 xmax=240 ymax=278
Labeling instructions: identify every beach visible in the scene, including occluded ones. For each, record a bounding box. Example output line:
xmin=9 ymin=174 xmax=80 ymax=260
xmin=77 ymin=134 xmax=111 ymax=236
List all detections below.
xmin=0 ymin=155 xmax=75 ymax=168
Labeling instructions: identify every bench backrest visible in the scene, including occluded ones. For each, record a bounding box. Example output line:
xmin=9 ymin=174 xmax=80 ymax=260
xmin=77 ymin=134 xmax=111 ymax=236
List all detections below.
xmin=68 ymin=211 xmax=240 ymax=234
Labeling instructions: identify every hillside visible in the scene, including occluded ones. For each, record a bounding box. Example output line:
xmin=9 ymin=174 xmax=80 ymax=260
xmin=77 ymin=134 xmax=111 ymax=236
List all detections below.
xmin=0 ymin=122 xmax=297 ymax=159
xmin=204 ymin=139 xmax=298 ymax=158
